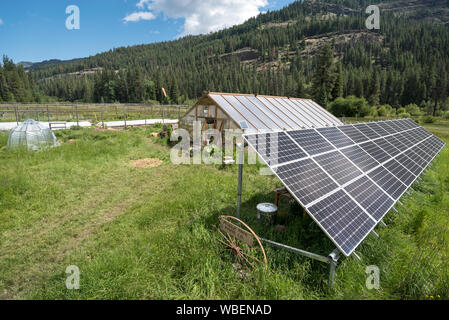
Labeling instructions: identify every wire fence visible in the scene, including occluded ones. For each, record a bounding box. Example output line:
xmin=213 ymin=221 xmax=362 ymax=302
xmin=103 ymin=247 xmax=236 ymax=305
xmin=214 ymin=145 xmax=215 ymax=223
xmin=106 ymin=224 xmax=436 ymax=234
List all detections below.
xmin=0 ymin=103 xmax=191 ymax=127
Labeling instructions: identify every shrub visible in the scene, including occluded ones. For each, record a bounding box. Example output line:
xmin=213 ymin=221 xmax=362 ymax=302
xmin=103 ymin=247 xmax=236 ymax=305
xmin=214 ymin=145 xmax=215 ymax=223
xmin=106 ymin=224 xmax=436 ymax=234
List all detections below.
xmin=398 ymin=112 xmax=411 ymax=118
xmin=370 ymin=106 xmax=378 ymax=117
xmin=377 ymin=105 xmax=387 ymax=117
xmin=422 ymin=115 xmax=436 ymax=123
xmin=443 ymin=111 xmax=449 ymax=120
xmin=405 ymin=104 xmax=422 ymax=116
xmin=397 ymin=107 xmax=406 ymax=114
xmin=329 ymin=96 xmax=370 ymax=117
xmin=383 ymin=104 xmax=395 ymax=116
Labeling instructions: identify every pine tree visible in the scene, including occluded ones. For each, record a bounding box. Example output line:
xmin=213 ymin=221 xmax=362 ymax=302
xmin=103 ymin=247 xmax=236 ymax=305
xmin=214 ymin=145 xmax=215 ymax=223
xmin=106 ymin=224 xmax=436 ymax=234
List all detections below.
xmin=312 ymin=44 xmax=336 ymax=106
xmin=368 ymin=70 xmax=380 ymax=106
xmin=354 ymin=76 xmax=364 ymax=99
xmin=332 ymin=62 xmax=343 ymax=99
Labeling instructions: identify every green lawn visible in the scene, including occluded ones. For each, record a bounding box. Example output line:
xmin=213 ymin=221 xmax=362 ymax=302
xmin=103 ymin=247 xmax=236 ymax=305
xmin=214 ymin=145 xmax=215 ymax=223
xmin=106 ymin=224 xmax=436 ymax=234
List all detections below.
xmin=0 ymin=123 xmax=448 ymax=300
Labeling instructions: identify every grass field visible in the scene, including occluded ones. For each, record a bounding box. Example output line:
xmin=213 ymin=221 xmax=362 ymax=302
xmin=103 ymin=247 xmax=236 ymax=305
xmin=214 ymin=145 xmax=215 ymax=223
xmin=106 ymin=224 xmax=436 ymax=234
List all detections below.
xmin=0 ymin=123 xmax=448 ymax=300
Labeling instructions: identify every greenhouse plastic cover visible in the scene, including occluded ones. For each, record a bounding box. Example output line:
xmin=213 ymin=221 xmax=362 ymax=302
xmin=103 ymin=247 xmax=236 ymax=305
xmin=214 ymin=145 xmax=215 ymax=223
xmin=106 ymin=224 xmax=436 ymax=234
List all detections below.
xmin=7 ymin=119 xmax=60 ymax=151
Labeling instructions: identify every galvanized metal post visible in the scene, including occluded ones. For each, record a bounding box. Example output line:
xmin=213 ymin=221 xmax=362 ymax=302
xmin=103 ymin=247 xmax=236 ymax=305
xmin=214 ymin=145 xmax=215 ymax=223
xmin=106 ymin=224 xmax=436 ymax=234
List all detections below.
xmin=328 ymin=249 xmax=340 ymax=289
xmin=261 ymin=238 xmax=331 ymax=263
xmin=47 ymin=105 xmax=50 ymax=123
xmin=236 ymin=142 xmax=244 ymax=220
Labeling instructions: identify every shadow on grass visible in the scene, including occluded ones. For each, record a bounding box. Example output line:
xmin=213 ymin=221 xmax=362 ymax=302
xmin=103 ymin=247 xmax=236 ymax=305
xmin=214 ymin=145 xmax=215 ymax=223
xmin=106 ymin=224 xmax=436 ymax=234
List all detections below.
xmin=203 ymin=193 xmax=339 ymax=291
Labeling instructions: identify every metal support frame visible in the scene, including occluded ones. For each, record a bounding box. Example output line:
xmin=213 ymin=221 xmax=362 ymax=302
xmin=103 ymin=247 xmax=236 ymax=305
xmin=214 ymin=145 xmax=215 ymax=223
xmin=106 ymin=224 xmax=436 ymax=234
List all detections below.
xmin=235 ymin=144 xmax=341 ymax=287
xmin=236 ymin=143 xmax=244 ymax=220
xmin=260 ymin=237 xmax=340 ymax=287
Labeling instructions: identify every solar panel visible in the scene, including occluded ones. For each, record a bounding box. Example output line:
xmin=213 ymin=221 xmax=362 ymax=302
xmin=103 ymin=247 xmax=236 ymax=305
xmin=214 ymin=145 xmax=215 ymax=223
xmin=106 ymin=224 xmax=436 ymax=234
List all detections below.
xmin=340 ymin=145 xmax=380 ymax=173
xmin=245 ymin=132 xmax=307 ymax=165
xmin=368 ymin=166 xmax=407 ymax=200
xmin=316 ymin=127 xmax=354 ymax=148
xmin=353 ymin=123 xmax=381 ymax=140
xmin=288 ymin=129 xmax=335 ymax=155
xmin=243 ymin=118 xmax=446 ymax=257
xmin=374 ymin=138 xmax=401 ymax=157
xmin=395 ymin=153 xmax=422 ymax=175
xmin=275 ymin=159 xmax=338 ymax=206
xmin=378 ymin=121 xmax=401 ymax=133
xmin=360 ymin=141 xmax=390 ymax=164
xmin=384 ymin=135 xmax=408 ymax=151
xmin=366 ymin=122 xmax=390 ymax=137
xmin=314 ymin=151 xmax=362 ymax=185
xmin=338 ymin=125 xmax=369 ymax=143
xmin=307 ymin=190 xmax=376 ymax=256
xmin=383 ymin=159 xmax=416 ymax=186
xmin=344 ymin=176 xmax=394 ymax=221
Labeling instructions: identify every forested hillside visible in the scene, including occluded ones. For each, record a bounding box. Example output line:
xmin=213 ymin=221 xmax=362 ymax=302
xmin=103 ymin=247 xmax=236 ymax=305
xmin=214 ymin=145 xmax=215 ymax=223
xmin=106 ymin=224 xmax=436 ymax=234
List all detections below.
xmin=1 ymin=0 xmax=449 ymax=115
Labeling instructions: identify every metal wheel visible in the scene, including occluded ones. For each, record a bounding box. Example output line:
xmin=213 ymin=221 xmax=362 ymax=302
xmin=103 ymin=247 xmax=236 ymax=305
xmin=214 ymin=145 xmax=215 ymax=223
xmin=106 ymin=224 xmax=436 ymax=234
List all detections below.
xmin=214 ymin=215 xmax=267 ymax=269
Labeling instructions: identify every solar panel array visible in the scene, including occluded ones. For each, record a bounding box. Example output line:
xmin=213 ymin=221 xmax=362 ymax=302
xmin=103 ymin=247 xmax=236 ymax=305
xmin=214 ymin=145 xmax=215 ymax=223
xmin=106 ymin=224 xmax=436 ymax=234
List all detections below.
xmin=243 ymin=119 xmax=446 ymax=256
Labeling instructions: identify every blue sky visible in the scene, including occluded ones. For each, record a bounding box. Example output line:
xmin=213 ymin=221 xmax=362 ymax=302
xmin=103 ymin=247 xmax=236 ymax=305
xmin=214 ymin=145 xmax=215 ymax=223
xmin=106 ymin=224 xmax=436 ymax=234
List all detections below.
xmin=0 ymin=0 xmax=296 ymax=63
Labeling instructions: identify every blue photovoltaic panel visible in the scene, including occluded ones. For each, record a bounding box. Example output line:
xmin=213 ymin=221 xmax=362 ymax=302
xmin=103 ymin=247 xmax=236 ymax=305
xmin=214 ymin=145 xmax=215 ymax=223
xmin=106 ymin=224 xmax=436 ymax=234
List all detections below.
xmin=314 ymin=151 xmax=363 ymax=185
xmin=288 ymin=129 xmax=335 ymax=155
xmin=243 ymin=118 xmax=446 ymax=257
xmin=378 ymin=121 xmax=401 ymax=133
xmin=316 ymin=127 xmax=354 ymax=148
xmin=384 ymin=135 xmax=408 ymax=151
xmin=360 ymin=141 xmax=391 ymax=164
xmin=340 ymin=145 xmax=380 ymax=172
xmin=353 ymin=123 xmax=381 ymax=140
xmin=374 ymin=138 xmax=401 ymax=157
xmin=344 ymin=176 xmax=394 ymax=222
xmin=395 ymin=153 xmax=422 ymax=176
xmin=395 ymin=132 xmax=415 ymax=148
xmin=338 ymin=125 xmax=370 ymax=143
xmin=368 ymin=166 xmax=407 ymax=200
xmin=244 ymin=132 xmax=307 ymax=165
xmin=307 ymin=190 xmax=376 ymax=256
xmin=390 ymin=119 xmax=410 ymax=131
xmin=275 ymin=158 xmax=339 ymax=206
xmin=405 ymin=148 xmax=427 ymax=168
xmin=383 ymin=159 xmax=416 ymax=186
xmin=366 ymin=122 xmax=390 ymax=137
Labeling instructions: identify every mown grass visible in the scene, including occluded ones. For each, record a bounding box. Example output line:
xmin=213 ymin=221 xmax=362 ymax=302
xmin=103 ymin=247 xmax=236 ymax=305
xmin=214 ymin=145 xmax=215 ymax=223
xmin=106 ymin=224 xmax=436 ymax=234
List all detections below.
xmin=0 ymin=123 xmax=448 ymax=300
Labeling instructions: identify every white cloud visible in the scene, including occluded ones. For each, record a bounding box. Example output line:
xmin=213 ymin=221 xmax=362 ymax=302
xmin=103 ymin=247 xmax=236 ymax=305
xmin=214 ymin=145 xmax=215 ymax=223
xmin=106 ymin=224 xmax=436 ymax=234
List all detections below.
xmin=123 ymin=11 xmax=156 ymax=23
xmin=0 ymin=18 xmax=3 ymax=25
xmin=127 ymin=0 xmax=268 ymax=36
xmin=137 ymin=0 xmax=150 ymax=9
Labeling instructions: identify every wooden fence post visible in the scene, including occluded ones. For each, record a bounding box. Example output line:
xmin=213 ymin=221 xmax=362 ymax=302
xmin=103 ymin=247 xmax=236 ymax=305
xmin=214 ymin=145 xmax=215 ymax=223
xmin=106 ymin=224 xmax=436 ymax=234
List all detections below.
xmin=15 ymin=106 xmax=19 ymax=125
xmin=76 ymin=105 xmax=79 ymax=126
xmin=145 ymin=106 xmax=147 ymax=127
xmin=102 ymin=108 xmax=105 ymax=129
xmin=124 ymin=107 xmax=127 ymax=129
